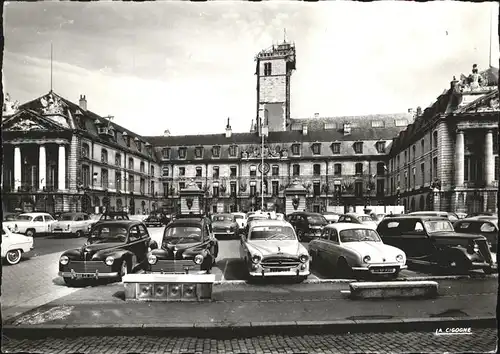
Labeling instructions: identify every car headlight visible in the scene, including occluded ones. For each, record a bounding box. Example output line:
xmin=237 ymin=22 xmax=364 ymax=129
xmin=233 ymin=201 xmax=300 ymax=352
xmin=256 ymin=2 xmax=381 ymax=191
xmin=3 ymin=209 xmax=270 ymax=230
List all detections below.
xmin=194 ymin=254 xmax=204 ymax=265
xmin=105 ymin=256 xmax=114 ymax=266
xmin=299 ymin=254 xmax=309 ymax=263
xmin=148 ymin=255 xmax=157 ymax=265
xmin=473 ymin=244 xmax=479 ymax=253
xmin=396 ymin=254 xmax=404 ymax=263
xmin=251 ymin=254 xmax=262 ymax=264
xmin=363 ymin=255 xmax=371 ymax=263
xmin=60 ymin=256 xmax=69 ymax=265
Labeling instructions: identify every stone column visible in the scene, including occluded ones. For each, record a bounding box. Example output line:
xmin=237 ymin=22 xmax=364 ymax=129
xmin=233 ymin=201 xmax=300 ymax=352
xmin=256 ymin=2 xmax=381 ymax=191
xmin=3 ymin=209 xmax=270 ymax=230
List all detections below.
xmin=484 ymin=129 xmax=494 ymax=186
xmin=455 ymin=130 xmax=465 ymax=187
xmin=58 ymin=145 xmax=66 ymax=191
xmin=39 ymin=145 xmax=46 ymax=190
xmin=14 ymin=146 xmax=22 ymax=191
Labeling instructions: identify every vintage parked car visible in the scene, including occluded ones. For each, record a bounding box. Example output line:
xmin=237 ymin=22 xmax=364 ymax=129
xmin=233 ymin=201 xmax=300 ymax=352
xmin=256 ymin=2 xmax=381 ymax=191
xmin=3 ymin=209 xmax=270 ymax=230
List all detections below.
xmin=240 ymin=219 xmax=310 ymax=281
xmin=99 ymin=211 xmax=130 ymax=221
xmin=408 ymin=211 xmax=459 ymax=222
xmin=337 ymin=213 xmax=378 ymax=230
xmin=232 ymin=212 xmax=248 ymax=233
xmin=2 ymin=225 xmax=34 ymax=265
xmin=2 ymin=212 xmax=57 ymax=237
xmin=146 ymin=216 xmax=219 ymax=274
xmin=377 ymin=216 xmax=496 ymax=274
xmin=322 ymin=211 xmax=342 ymax=224
xmin=211 ymin=213 xmax=239 ymax=239
xmin=51 ymin=212 xmax=96 ymax=238
xmin=454 ymin=218 xmax=498 ymax=253
xmin=3 ymin=212 xmax=20 ymax=222
xmin=287 ymin=212 xmax=328 ymax=241
xmin=58 ymin=220 xmax=152 ymax=286
xmin=143 ymin=214 xmax=166 ymax=228
xmin=309 ymin=223 xmax=407 ymax=279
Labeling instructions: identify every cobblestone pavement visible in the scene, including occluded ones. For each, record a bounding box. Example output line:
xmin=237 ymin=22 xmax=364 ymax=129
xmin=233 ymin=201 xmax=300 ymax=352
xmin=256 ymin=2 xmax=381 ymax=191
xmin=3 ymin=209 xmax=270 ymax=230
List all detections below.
xmin=2 ymin=328 xmax=497 ymax=353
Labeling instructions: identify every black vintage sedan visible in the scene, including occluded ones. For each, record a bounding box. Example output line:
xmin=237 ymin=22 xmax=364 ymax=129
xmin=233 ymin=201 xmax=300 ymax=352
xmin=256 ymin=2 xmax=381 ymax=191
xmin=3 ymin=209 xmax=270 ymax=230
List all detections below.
xmin=146 ymin=216 xmax=219 ymax=274
xmin=143 ymin=214 xmax=166 ymax=228
xmin=58 ymin=220 xmax=152 ymax=286
xmin=377 ymin=216 xmax=496 ymax=275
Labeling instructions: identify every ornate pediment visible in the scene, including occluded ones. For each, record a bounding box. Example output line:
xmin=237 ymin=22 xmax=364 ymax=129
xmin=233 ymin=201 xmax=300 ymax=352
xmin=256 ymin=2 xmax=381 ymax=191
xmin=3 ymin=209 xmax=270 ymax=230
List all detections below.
xmin=456 ymin=90 xmax=499 ymax=114
xmin=40 ymin=92 xmax=65 ymax=116
xmin=2 ymin=111 xmax=66 ymax=132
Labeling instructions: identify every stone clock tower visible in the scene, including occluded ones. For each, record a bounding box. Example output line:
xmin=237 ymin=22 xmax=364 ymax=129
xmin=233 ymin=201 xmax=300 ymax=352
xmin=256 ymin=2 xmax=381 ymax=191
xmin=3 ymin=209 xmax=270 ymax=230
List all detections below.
xmin=255 ymin=40 xmax=296 ymax=133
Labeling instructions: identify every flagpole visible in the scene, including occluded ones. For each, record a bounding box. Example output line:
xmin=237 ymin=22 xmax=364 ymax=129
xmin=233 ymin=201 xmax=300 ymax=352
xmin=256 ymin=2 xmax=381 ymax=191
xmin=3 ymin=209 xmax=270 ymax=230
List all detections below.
xmin=489 ymin=5 xmax=493 ymax=67
xmin=50 ymin=42 xmax=53 ymax=91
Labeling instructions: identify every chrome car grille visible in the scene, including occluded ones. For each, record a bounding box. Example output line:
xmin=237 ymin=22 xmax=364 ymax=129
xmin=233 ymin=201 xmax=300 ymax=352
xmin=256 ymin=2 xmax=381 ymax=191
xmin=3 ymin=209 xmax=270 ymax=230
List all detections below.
xmin=261 ymin=257 xmax=300 ymax=268
xmin=62 ymin=261 xmax=110 ymax=273
xmin=150 ymin=260 xmax=201 ymax=273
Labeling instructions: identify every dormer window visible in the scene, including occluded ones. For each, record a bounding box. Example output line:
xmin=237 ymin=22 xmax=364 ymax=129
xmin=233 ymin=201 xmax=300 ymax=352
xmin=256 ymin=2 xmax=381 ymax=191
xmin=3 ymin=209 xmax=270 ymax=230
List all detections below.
xmin=291 ymin=144 xmax=300 ymax=156
xmin=311 ymin=143 xmax=321 ymax=155
xmin=343 ymin=123 xmax=351 ymax=135
xmin=122 ymin=132 xmax=130 ymax=147
xmin=178 ymin=147 xmax=187 ymax=159
xmin=376 ymin=141 xmax=386 ymax=153
xmin=331 ymin=142 xmax=341 ymax=154
xmin=371 ymin=120 xmax=385 ymax=128
xmin=162 ymin=148 xmax=171 ymax=159
xmin=212 ymin=146 xmax=221 ymax=158
xmin=229 ymin=145 xmax=238 ymax=157
xmin=135 ymin=138 xmax=142 ymax=152
xmin=194 ymin=147 xmax=203 ymax=159
xmin=395 ymin=119 xmax=408 ymax=127
xmin=353 ymin=142 xmax=363 ymax=154
xmin=145 ymin=143 xmax=152 ymax=155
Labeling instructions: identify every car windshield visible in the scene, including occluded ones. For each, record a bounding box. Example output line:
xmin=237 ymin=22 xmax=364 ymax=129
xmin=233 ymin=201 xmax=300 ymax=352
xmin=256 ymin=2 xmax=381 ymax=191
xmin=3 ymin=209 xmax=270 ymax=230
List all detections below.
xmin=358 ymin=216 xmax=373 ymax=222
xmin=249 ymin=216 xmax=267 ymax=222
xmin=339 ymin=229 xmax=381 ymax=243
xmin=424 ymin=220 xmax=454 ymax=233
xmin=59 ymin=214 xmax=76 ymax=221
xmin=17 ymin=215 xmax=32 ymax=221
xmin=4 ymin=214 xmax=17 ymax=221
xmin=89 ymin=226 xmax=128 ymax=243
xmin=307 ymin=215 xmax=326 ymax=224
xmin=163 ymin=226 xmax=202 ymax=242
xmin=249 ymin=226 xmax=296 ymax=241
xmin=213 ymin=215 xmax=234 ymax=222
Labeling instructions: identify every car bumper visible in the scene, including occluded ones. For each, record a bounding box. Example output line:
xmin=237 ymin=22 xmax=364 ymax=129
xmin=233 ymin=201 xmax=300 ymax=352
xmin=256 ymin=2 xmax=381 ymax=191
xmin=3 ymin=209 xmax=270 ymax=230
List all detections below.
xmin=249 ymin=268 xmax=310 ymax=277
xmin=352 ymin=264 xmax=407 ymax=274
xmin=52 ymin=230 xmax=74 ymax=234
xmin=59 ymin=271 xmax=119 ymax=279
xmin=214 ymin=230 xmax=236 ymax=237
xmin=470 ymin=261 xmax=496 ymax=270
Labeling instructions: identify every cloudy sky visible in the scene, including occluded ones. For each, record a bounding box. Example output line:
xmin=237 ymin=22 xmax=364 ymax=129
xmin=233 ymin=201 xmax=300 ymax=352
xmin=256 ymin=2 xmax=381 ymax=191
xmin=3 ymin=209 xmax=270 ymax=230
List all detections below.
xmin=3 ymin=1 xmax=498 ymax=136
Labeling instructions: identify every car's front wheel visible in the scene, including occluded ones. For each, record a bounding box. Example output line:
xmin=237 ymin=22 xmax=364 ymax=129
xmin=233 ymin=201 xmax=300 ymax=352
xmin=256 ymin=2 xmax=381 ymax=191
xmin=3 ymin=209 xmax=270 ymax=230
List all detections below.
xmin=75 ymin=230 xmax=83 ymax=238
xmin=296 ymin=230 xmax=304 ymax=242
xmin=26 ymin=229 xmax=36 ymax=237
xmin=5 ymin=249 xmax=22 ymax=265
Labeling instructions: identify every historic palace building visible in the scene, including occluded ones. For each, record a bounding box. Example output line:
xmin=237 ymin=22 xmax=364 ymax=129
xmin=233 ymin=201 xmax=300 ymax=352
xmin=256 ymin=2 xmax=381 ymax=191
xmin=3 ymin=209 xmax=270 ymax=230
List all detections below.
xmin=2 ymin=40 xmax=498 ymax=215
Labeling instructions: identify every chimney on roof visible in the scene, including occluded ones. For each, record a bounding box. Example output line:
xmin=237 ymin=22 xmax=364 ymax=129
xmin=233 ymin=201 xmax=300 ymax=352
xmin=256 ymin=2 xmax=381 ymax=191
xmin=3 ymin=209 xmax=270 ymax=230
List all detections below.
xmin=225 ymin=117 xmax=232 ymax=138
xmin=450 ymin=76 xmax=459 ymax=91
xmin=343 ymin=123 xmax=351 ymax=136
xmin=314 ymin=113 xmax=319 ymax=118
xmin=416 ymin=106 xmax=422 ymax=116
xmin=79 ymin=95 xmax=87 ymax=111
xmin=302 ymin=124 xmax=308 ymax=135
xmin=163 ymin=129 xmax=171 ymax=137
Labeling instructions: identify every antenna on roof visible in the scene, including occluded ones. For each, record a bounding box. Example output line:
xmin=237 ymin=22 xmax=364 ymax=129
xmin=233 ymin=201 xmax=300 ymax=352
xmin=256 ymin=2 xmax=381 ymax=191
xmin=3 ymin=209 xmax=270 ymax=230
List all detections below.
xmin=489 ymin=5 xmax=493 ymax=67
xmin=50 ymin=42 xmax=53 ymax=92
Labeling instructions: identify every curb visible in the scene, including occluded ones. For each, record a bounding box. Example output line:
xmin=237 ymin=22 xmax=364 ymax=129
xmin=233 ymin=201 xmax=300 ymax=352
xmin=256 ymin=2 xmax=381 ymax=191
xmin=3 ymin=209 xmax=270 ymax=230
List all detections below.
xmin=215 ymin=273 xmax=497 ymax=286
xmin=2 ymin=317 xmax=497 ymax=339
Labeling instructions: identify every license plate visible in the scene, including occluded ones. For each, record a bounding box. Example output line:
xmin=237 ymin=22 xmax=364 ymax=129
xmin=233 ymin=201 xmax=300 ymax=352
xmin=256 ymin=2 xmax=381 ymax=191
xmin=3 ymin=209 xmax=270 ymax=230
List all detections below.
xmin=74 ymin=273 xmax=95 ymax=279
xmin=269 ymin=268 xmax=289 ymax=272
xmin=371 ymin=267 xmax=396 ymax=274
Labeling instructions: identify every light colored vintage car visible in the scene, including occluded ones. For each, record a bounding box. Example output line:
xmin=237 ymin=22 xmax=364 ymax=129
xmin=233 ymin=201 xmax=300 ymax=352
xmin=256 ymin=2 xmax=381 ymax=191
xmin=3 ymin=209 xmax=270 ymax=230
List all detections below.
xmin=337 ymin=213 xmax=378 ymax=230
xmin=231 ymin=212 xmax=248 ymax=232
xmin=308 ymin=223 xmax=407 ymax=279
xmin=2 ymin=225 xmax=34 ymax=265
xmin=51 ymin=212 xmax=97 ymax=238
xmin=2 ymin=212 xmax=57 ymax=237
xmin=212 ymin=213 xmax=239 ymax=239
xmin=239 ymin=219 xmax=310 ymax=281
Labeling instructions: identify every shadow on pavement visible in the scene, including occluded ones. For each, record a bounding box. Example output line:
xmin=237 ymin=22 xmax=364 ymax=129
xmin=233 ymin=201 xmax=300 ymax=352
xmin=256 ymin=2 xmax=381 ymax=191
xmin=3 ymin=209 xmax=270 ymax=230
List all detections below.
xmin=112 ymin=290 xmax=126 ymax=301
xmin=52 ymin=276 xmax=118 ymax=288
xmin=216 ymin=258 xmax=246 ymax=280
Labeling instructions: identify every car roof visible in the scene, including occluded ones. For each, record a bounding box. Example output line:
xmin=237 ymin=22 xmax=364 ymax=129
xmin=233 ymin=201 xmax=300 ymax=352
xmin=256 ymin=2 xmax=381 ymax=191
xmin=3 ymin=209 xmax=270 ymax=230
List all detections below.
xmin=325 ymin=222 xmax=377 ymax=231
xmin=168 ymin=218 xmax=204 ymax=227
xmin=249 ymin=219 xmax=291 ymax=228
xmin=19 ymin=212 xmax=51 ymax=216
xmin=382 ymin=215 xmax=449 ymax=221
xmin=409 ymin=211 xmax=450 ymax=215
xmin=93 ymin=220 xmax=140 ymax=227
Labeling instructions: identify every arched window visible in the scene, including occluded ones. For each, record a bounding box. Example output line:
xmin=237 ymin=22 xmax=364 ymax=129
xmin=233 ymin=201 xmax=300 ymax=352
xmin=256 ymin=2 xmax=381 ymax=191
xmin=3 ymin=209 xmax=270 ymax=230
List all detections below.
xmin=128 ymin=157 xmax=134 ymax=170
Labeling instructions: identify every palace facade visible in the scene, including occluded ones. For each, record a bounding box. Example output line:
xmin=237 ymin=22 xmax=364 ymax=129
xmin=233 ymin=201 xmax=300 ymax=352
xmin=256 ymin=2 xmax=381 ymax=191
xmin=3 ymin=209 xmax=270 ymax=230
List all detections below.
xmin=2 ymin=40 xmax=498 ymax=215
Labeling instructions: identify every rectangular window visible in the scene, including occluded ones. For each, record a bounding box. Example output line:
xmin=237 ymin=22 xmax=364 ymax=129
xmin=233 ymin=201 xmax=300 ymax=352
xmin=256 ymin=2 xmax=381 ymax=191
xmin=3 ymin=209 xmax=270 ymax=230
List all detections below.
xmin=162 ymin=148 xmax=170 ymax=159
xmin=355 ymin=163 xmax=363 ymax=175
xmin=371 ymin=120 xmax=385 ymax=128
xmin=272 ymin=181 xmax=279 ymax=196
xmin=272 ymin=165 xmax=279 ymax=176
xmin=140 ymin=178 xmax=145 ymax=194
xmin=178 ymin=148 xmax=186 ymax=159
xmin=264 ymin=62 xmax=272 ymax=76
xmin=128 ymin=175 xmax=134 ymax=192
xmin=354 ymin=181 xmax=363 ymax=197
xmin=312 ymin=143 xmax=321 ymax=155
xmin=151 ymin=181 xmax=155 ymax=196
xmin=212 ymin=186 xmax=219 ymax=197
xmin=194 ymin=147 xmax=203 ymax=159
xmin=334 ymin=163 xmax=342 ymax=176
xmin=292 ymin=164 xmax=300 ymax=176
xmin=250 ymin=165 xmax=256 ymax=177
xmin=313 ymin=182 xmax=321 ymax=196
xmin=376 ymin=179 xmax=385 ymax=196
xmin=495 ymin=156 xmax=499 ymax=181
xmin=432 ymin=157 xmax=438 ymax=180
xmin=115 ymin=154 xmax=121 ymax=166
xmin=250 ymin=185 xmax=256 ymax=196
xmin=230 ymin=182 xmax=237 ymax=196
xmin=179 ymin=182 xmax=185 ymax=190
xmin=213 ymin=166 xmax=220 ymax=178
xmin=230 ymin=166 xmax=237 ymax=177
xmin=421 ymin=139 xmax=425 ymax=155
xmin=229 ymin=145 xmax=237 ymax=157
xmin=196 ymin=167 xmax=202 ymax=177
xmin=313 ymin=164 xmax=321 ymax=176
xmin=354 ymin=142 xmax=363 ymax=154
xmin=101 ymin=169 xmax=108 ymax=189
xmin=420 ymin=163 xmax=425 ymax=186
xmin=212 ymin=146 xmax=221 ymax=158
xmin=116 ymin=172 xmax=122 ymax=191
xmin=376 ymin=141 xmax=386 ymax=153
xmin=395 ymin=119 xmax=408 ymax=127
xmin=331 ymin=143 xmax=341 ymax=154
xmin=82 ymin=165 xmax=90 ymax=187
xmin=179 ymin=167 xmax=185 ymax=176
xmin=163 ymin=183 xmax=169 ymax=196
xmin=162 ymin=166 xmax=169 ymax=177
xmin=291 ymin=144 xmax=300 ymax=156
